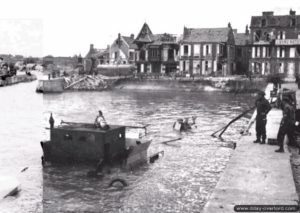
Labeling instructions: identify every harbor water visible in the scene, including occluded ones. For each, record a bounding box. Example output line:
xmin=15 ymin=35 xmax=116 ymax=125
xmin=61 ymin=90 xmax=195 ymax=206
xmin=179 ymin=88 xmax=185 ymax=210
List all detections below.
xmin=0 ymin=79 xmax=255 ymax=213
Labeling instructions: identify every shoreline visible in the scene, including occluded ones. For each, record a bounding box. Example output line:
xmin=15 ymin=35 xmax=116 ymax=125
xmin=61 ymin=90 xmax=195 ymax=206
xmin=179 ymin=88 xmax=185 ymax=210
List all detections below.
xmin=37 ymin=73 xmax=268 ymax=93
xmin=114 ymin=76 xmax=267 ymax=93
xmin=0 ymin=74 xmax=37 ymax=87
xmin=59 ymin=75 xmax=267 ymax=93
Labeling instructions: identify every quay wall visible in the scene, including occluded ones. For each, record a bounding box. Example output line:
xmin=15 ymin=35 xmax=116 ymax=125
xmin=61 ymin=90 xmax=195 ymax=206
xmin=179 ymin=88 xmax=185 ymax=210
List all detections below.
xmin=113 ymin=77 xmax=267 ymax=93
xmin=36 ymin=78 xmax=64 ymax=93
xmin=202 ymin=83 xmax=298 ymax=212
xmin=39 ymin=75 xmax=267 ymax=93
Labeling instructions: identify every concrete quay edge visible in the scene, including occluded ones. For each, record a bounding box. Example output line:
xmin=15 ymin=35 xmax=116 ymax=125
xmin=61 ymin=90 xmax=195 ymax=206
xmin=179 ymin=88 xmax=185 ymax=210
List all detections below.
xmin=202 ymin=83 xmax=299 ymax=213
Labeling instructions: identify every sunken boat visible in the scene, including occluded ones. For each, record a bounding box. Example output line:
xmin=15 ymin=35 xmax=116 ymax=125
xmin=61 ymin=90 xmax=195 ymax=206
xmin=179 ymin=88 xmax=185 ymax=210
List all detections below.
xmin=40 ymin=121 xmax=152 ymax=169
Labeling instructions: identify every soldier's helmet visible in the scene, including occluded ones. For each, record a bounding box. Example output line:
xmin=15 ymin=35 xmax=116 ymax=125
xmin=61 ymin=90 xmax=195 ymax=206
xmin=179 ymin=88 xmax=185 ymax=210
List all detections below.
xmin=257 ymin=90 xmax=265 ymax=96
xmin=177 ymin=118 xmax=183 ymax=123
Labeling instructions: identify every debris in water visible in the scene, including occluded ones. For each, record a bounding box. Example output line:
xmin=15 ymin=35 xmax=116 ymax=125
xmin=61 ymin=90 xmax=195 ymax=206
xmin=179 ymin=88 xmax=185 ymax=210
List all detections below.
xmin=108 ymin=178 xmax=128 ymax=188
xmin=20 ymin=167 xmax=28 ymax=173
xmin=149 ymin=151 xmax=164 ymax=163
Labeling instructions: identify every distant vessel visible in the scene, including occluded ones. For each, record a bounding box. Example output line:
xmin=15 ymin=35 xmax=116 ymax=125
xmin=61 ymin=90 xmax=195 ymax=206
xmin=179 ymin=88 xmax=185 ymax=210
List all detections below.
xmin=40 ymin=121 xmax=151 ymax=169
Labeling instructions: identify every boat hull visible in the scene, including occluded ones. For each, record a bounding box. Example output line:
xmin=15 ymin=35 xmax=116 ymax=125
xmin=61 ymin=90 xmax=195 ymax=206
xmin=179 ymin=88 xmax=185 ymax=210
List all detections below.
xmin=41 ymin=138 xmax=151 ymax=168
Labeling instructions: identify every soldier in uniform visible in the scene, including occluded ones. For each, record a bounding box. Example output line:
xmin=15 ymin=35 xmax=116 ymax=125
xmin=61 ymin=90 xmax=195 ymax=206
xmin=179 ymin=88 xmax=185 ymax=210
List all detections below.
xmin=49 ymin=113 xmax=55 ymax=129
xmin=253 ymin=91 xmax=272 ymax=144
xmin=275 ymin=97 xmax=296 ymax=153
xmin=94 ymin=110 xmax=109 ymax=130
xmin=0 ymin=57 xmax=3 ymax=67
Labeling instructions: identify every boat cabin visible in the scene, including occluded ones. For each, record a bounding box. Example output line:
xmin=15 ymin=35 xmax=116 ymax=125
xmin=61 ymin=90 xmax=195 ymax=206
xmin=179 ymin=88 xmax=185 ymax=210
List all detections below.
xmin=42 ymin=123 xmax=128 ymax=164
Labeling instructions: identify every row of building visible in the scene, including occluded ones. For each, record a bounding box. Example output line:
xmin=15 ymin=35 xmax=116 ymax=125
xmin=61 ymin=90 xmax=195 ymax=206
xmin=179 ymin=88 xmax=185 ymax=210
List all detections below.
xmin=84 ymin=9 xmax=300 ymax=78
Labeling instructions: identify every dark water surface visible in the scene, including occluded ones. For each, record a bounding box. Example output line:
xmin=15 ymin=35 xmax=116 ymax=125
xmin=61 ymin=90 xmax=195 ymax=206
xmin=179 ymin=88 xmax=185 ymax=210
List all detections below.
xmin=0 ymin=80 xmax=255 ymax=213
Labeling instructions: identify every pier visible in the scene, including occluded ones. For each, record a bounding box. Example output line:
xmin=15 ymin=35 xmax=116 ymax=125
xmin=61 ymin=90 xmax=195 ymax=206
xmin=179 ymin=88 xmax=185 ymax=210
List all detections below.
xmin=203 ymin=83 xmax=300 ymax=212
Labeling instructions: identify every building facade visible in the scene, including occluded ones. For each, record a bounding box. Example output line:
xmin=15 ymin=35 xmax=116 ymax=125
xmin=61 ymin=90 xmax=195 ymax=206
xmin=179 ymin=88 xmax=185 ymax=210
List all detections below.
xmin=134 ymin=23 xmax=179 ymax=75
xmin=249 ymin=10 xmax=300 ymax=78
xmin=179 ymin=23 xmax=236 ymax=76
xmin=109 ymin=33 xmax=137 ymax=64
xmin=234 ymin=26 xmax=251 ymax=75
xmin=84 ymin=44 xmax=109 ymax=73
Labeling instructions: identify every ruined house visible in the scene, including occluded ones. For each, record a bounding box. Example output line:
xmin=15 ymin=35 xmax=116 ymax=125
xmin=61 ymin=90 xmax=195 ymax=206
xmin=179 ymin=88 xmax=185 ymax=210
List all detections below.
xmin=249 ymin=10 xmax=300 ymax=78
xmin=234 ymin=25 xmax=251 ymax=75
xmin=179 ymin=23 xmax=236 ymax=76
xmin=84 ymin=44 xmax=109 ymax=74
xmin=134 ymin=23 xmax=179 ymax=75
xmin=109 ymin=33 xmax=137 ymax=65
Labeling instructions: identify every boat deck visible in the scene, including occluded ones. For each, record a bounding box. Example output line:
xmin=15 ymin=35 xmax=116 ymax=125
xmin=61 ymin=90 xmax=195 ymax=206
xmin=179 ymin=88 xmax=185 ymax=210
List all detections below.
xmin=57 ymin=123 xmax=124 ymax=133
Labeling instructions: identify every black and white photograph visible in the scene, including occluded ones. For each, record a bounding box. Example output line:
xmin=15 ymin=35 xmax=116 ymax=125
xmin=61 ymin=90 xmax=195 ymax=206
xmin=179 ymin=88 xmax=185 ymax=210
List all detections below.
xmin=1 ymin=0 xmax=300 ymax=212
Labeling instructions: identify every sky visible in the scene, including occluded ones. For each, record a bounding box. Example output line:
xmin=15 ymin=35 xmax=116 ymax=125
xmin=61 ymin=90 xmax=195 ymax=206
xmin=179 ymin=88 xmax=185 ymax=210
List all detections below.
xmin=0 ymin=0 xmax=299 ymax=57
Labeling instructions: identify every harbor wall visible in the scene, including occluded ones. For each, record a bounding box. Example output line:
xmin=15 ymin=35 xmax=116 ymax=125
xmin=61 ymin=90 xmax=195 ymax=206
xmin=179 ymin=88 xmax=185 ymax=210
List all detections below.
xmin=37 ymin=75 xmax=267 ymax=93
xmin=114 ymin=77 xmax=267 ymax=93
xmin=36 ymin=78 xmax=64 ymax=93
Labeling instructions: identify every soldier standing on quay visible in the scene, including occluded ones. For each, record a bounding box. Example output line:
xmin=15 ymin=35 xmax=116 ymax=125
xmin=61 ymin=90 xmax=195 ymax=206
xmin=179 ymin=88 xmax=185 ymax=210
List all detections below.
xmin=275 ymin=97 xmax=296 ymax=153
xmin=253 ymin=91 xmax=272 ymax=144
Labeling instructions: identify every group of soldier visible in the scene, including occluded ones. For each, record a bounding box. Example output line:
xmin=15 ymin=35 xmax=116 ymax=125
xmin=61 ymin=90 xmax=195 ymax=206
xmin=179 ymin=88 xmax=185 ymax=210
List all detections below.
xmin=254 ymin=87 xmax=297 ymax=153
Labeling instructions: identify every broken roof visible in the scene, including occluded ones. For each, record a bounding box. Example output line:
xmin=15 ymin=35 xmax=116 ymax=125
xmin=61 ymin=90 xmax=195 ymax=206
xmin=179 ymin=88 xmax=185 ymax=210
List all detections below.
xmin=234 ymin=33 xmax=250 ymax=46
xmin=251 ymin=15 xmax=300 ymax=28
xmin=148 ymin=33 xmax=178 ymax=46
xmin=182 ymin=27 xmax=232 ymax=43
xmin=122 ymin=36 xmax=138 ymax=49
xmin=85 ymin=48 xmax=108 ymax=58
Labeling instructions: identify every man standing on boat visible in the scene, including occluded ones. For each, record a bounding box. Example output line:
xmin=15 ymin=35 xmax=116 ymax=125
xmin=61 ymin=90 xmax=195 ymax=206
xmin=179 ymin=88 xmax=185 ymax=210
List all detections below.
xmin=95 ymin=110 xmax=109 ymax=130
xmin=253 ymin=91 xmax=272 ymax=144
xmin=49 ymin=113 xmax=55 ymax=129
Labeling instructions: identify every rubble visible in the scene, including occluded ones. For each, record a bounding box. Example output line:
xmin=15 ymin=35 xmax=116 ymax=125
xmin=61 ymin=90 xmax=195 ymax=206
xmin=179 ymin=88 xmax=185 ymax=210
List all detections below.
xmin=64 ymin=75 xmax=117 ymax=91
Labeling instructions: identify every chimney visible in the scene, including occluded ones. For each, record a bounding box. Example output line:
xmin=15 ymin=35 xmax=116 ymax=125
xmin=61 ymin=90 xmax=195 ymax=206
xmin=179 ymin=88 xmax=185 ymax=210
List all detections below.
xmin=130 ymin=34 xmax=134 ymax=39
xmin=78 ymin=54 xmax=82 ymax=63
xmin=262 ymin=11 xmax=274 ymax=16
xmin=290 ymin=9 xmax=296 ymax=15
xmin=117 ymin=33 xmax=121 ymax=47
xmin=183 ymin=26 xmax=189 ymax=37
xmin=245 ymin=25 xmax=249 ymax=35
xmin=90 ymin=44 xmax=94 ymax=50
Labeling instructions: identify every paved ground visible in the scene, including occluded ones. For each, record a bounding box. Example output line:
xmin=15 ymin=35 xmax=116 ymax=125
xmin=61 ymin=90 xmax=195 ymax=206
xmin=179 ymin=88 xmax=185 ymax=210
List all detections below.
xmin=203 ymin=82 xmax=299 ymax=213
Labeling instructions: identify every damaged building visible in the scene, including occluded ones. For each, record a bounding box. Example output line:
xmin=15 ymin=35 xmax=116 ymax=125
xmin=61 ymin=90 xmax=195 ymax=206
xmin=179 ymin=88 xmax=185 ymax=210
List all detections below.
xmin=84 ymin=44 xmax=110 ymax=74
xmin=249 ymin=10 xmax=300 ymax=78
xmin=134 ymin=23 xmax=179 ymax=75
xmin=234 ymin=25 xmax=251 ymax=75
xmin=109 ymin=33 xmax=137 ymax=65
xmin=178 ymin=23 xmax=236 ymax=76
